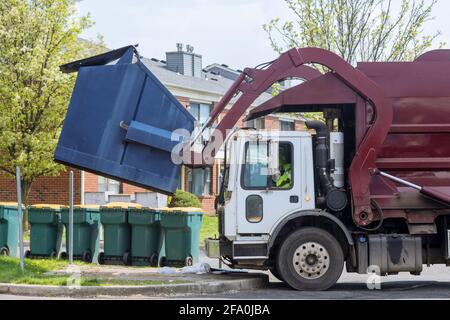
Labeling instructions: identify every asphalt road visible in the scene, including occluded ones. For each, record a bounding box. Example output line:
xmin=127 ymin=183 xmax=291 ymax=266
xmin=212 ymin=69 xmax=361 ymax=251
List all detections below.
xmin=188 ymin=265 xmax=450 ymax=300
xmin=1 ymin=251 xmax=449 ymax=300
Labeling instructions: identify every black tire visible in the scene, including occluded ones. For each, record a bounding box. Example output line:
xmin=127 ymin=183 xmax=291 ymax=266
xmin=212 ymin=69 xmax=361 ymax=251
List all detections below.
xmin=276 ymin=227 xmax=344 ymax=291
xmin=123 ymin=251 xmax=131 ymax=266
xmin=150 ymin=254 xmax=159 ymax=267
xmin=50 ymin=250 xmax=57 ymax=259
xmin=83 ymin=250 xmax=93 ymax=263
xmin=0 ymin=247 xmax=9 ymax=256
xmin=25 ymin=250 xmax=31 ymax=259
xmin=58 ymin=251 xmax=67 ymax=260
xmin=185 ymin=256 xmax=193 ymax=267
xmin=269 ymin=266 xmax=284 ymax=282
xmin=159 ymin=256 xmax=167 ymax=267
xmin=98 ymin=252 xmax=105 ymax=265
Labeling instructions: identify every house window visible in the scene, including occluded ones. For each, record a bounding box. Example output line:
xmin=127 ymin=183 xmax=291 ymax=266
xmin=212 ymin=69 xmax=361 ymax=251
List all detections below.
xmin=187 ymin=167 xmax=211 ymax=196
xmin=98 ymin=176 xmax=120 ymax=193
xmin=245 ymin=118 xmax=265 ymax=130
xmin=280 ymin=120 xmax=295 ymax=131
xmin=189 ymin=103 xmax=211 ymax=125
xmin=189 ymin=103 xmax=212 ymax=144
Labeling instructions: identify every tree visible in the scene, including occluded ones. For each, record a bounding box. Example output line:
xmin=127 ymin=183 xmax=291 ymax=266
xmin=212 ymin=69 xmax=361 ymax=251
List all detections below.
xmin=264 ymin=0 xmax=444 ymax=121
xmin=264 ymin=0 xmax=444 ymax=65
xmin=0 ymin=0 xmax=104 ymax=229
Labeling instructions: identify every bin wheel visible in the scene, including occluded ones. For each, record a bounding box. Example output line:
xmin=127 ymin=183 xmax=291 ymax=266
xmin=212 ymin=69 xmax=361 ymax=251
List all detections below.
xmin=185 ymin=256 xmax=193 ymax=267
xmin=123 ymin=251 xmax=131 ymax=266
xmin=159 ymin=256 xmax=167 ymax=267
xmin=0 ymin=247 xmax=9 ymax=256
xmin=98 ymin=252 xmax=105 ymax=265
xmin=50 ymin=250 xmax=57 ymax=259
xmin=150 ymin=254 xmax=159 ymax=267
xmin=83 ymin=250 xmax=93 ymax=263
xmin=58 ymin=251 xmax=67 ymax=260
xmin=25 ymin=250 xmax=31 ymax=259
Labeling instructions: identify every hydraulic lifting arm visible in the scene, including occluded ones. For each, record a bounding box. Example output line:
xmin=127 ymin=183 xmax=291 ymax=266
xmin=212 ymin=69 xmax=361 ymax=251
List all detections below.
xmin=193 ymin=48 xmax=394 ymax=227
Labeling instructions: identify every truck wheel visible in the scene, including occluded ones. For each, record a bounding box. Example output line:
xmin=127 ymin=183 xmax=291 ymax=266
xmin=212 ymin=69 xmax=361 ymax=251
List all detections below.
xmin=269 ymin=266 xmax=284 ymax=282
xmin=25 ymin=250 xmax=31 ymax=259
xmin=276 ymin=227 xmax=344 ymax=291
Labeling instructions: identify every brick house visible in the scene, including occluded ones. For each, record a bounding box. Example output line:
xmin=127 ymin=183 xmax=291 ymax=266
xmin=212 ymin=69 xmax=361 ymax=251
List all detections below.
xmin=0 ymin=44 xmax=305 ymax=213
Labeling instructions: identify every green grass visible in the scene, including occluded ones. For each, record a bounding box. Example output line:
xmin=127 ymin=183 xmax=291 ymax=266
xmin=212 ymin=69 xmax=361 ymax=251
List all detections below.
xmin=0 ymin=257 xmax=86 ymax=286
xmin=200 ymin=214 xmax=218 ymax=248
xmin=0 ymin=257 xmax=189 ymax=287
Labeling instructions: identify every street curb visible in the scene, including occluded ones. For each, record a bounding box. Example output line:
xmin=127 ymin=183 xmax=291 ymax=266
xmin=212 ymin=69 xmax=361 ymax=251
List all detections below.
xmin=0 ymin=274 xmax=268 ymax=298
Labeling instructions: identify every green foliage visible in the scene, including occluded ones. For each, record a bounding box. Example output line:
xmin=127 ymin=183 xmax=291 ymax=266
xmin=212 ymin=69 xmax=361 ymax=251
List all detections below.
xmin=168 ymin=189 xmax=202 ymax=208
xmin=0 ymin=0 xmax=105 ymax=211
xmin=200 ymin=214 xmax=218 ymax=248
xmin=264 ymin=0 xmax=444 ymax=65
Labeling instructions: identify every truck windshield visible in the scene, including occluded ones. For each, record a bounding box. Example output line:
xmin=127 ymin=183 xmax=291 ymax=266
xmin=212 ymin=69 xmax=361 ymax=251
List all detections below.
xmin=242 ymin=141 xmax=293 ymax=190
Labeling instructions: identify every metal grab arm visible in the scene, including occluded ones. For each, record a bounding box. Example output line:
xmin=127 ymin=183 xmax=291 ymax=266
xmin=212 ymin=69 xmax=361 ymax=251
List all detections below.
xmin=196 ymin=47 xmax=393 ymax=227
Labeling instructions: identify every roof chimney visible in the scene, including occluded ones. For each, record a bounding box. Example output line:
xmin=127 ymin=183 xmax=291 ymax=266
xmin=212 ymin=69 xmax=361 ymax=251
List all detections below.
xmin=166 ymin=43 xmax=202 ymax=78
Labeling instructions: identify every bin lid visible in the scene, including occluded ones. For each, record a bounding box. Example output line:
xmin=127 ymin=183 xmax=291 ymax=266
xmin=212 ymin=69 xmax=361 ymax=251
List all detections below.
xmin=74 ymin=205 xmax=101 ymax=210
xmin=159 ymin=207 xmax=205 ymax=213
xmin=0 ymin=202 xmax=22 ymax=208
xmin=30 ymin=204 xmax=67 ymax=210
xmin=60 ymin=205 xmax=101 ymax=212
xmin=54 ymin=45 xmax=196 ymax=195
xmin=101 ymin=202 xmax=143 ymax=209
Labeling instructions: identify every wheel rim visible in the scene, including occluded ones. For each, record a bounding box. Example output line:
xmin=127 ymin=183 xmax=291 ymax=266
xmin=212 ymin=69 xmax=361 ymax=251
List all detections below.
xmin=292 ymin=242 xmax=330 ymax=280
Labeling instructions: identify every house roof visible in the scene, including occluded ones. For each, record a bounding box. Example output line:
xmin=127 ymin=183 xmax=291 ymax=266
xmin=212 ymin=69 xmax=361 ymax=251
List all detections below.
xmin=140 ymin=57 xmax=273 ymax=108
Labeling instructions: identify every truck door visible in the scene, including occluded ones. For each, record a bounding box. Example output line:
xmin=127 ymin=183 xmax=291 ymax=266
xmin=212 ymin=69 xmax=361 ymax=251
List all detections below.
xmin=236 ymin=136 xmax=303 ymax=235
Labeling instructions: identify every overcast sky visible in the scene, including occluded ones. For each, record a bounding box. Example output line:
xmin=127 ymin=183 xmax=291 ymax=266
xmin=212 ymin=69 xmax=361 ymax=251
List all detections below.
xmin=77 ymin=0 xmax=450 ymax=70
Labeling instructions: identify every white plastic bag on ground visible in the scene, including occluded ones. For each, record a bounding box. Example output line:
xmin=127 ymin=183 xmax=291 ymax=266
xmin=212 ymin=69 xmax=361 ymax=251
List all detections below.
xmin=181 ymin=263 xmax=211 ymax=274
xmin=158 ymin=266 xmax=177 ymax=274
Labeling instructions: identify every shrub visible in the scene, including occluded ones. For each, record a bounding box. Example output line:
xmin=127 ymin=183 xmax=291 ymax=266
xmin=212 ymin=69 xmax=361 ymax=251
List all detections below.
xmin=168 ymin=189 xmax=202 ymax=208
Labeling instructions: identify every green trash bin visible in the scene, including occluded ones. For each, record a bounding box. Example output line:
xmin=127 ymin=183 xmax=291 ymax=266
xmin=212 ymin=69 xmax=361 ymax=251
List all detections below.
xmin=128 ymin=208 xmax=162 ymax=266
xmin=27 ymin=204 xmax=65 ymax=258
xmin=0 ymin=202 xmax=20 ymax=257
xmin=159 ymin=208 xmax=204 ymax=267
xmin=61 ymin=205 xmax=101 ymax=263
xmin=100 ymin=202 xmax=142 ymax=265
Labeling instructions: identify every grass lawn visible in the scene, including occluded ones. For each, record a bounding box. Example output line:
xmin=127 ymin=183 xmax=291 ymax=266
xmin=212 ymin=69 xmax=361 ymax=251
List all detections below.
xmin=0 ymin=257 xmax=188 ymax=286
xmin=199 ymin=214 xmax=218 ymax=248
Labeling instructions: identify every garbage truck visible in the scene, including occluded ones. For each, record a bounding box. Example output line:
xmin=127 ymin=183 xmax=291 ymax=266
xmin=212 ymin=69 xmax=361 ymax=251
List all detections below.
xmin=55 ymin=45 xmax=450 ymax=291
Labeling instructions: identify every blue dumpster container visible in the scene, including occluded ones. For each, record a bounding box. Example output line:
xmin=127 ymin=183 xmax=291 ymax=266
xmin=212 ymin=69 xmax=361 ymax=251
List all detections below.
xmin=54 ymin=45 xmax=196 ymax=195
xmin=0 ymin=203 xmax=20 ymax=257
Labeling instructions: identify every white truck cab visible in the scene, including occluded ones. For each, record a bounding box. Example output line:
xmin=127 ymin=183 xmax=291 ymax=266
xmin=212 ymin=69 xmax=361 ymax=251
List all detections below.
xmin=223 ymin=130 xmax=316 ymax=242
xmin=207 ymin=125 xmax=349 ymax=291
